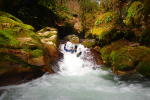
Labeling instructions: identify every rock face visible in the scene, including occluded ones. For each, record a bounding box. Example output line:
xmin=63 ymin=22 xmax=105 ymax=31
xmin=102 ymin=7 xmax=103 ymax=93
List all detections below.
xmin=0 ymin=11 xmax=60 ymax=86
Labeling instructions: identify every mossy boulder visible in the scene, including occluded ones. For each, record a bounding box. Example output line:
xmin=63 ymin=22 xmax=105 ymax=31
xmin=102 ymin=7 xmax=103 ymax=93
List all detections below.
xmin=0 ymin=11 xmax=58 ymax=86
xmin=123 ymin=1 xmax=144 ymax=26
xmin=100 ymin=40 xmax=130 ymax=65
xmin=100 ymin=39 xmax=150 ymax=77
xmin=110 ymin=46 xmax=150 ymax=74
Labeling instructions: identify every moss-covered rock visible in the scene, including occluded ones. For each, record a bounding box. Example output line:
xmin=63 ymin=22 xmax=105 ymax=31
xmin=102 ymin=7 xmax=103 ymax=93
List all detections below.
xmin=123 ymin=1 xmax=144 ymax=26
xmin=0 ymin=16 xmax=34 ymax=30
xmin=100 ymin=39 xmax=150 ymax=77
xmin=110 ymin=46 xmax=150 ymax=74
xmin=0 ymin=11 xmax=59 ymax=86
xmin=100 ymin=40 xmax=130 ymax=65
xmin=0 ymin=30 xmax=20 ymax=48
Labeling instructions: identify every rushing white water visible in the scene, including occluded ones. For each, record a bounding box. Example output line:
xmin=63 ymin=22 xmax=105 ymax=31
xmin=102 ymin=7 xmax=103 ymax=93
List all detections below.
xmin=0 ymin=43 xmax=150 ymax=100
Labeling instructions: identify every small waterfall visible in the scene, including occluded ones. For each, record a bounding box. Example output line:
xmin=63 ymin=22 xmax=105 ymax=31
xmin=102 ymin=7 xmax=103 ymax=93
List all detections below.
xmin=58 ymin=42 xmax=98 ymax=75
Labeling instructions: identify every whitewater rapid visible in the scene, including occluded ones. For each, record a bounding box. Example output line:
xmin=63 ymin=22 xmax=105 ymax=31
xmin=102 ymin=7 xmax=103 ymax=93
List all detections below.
xmin=0 ymin=43 xmax=150 ymax=100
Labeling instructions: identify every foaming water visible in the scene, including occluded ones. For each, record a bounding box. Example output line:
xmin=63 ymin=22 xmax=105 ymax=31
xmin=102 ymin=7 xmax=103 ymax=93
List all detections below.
xmin=0 ymin=43 xmax=150 ymax=100
xmin=58 ymin=43 xmax=96 ymax=75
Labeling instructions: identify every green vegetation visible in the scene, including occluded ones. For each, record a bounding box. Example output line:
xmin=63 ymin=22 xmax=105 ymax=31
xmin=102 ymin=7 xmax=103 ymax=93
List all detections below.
xmin=0 ymin=11 xmax=23 ymax=23
xmin=0 ymin=30 xmax=19 ymax=47
xmin=31 ymin=49 xmax=43 ymax=58
xmin=0 ymin=53 xmax=33 ymax=68
xmin=123 ymin=1 xmax=144 ymax=26
xmin=110 ymin=46 xmax=150 ymax=71
xmin=79 ymin=0 xmax=99 ymax=34
xmin=95 ymin=12 xmax=116 ymax=26
xmin=100 ymin=40 xmax=130 ymax=65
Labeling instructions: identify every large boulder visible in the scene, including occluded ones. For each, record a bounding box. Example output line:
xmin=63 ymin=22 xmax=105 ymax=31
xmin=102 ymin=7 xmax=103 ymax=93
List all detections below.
xmin=110 ymin=46 xmax=150 ymax=74
xmin=0 ymin=11 xmax=59 ymax=86
xmin=100 ymin=39 xmax=150 ymax=77
xmin=100 ymin=40 xmax=131 ymax=65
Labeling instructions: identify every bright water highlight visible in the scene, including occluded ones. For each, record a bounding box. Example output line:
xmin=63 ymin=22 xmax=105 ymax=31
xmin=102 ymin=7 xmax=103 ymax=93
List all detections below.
xmin=0 ymin=43 xmax=150 ymax=100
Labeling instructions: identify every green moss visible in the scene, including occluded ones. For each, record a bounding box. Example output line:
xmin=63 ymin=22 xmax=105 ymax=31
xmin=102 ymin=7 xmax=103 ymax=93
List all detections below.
xmin=92 ymin=27 xmax=135 ymax=46
xmin=0 ymin=11 xmax=38 ymax=49
xmin=0 ymin=53 xmax=29 ymax=68
xmin=0 ymin=30 xmax=19 ymax=47
xmin=92 ymin=24 xmax=114 ymax=36
xmin=95 ymin=12 xmax=116 ymax=26
xmin=127 ymin=1 xmax=143 ymax=17
xmin=91 ymin=11 xmax=131 ymax=45
xmin=110 ymin=48 xmax=135 ymax=71
xmin=100 ymin=40 xmax=130 ymax=65
xmin=110 ymin=46 xmax=150 ymax=71
xmin=0 ymin=16 xmax=34 ymax=30
xmin=123 ymin=1 xmax=144 ymax=26
xmin=0 ymin=11 xmax=23 ymax=23
xmin=31 ymin=49 xmax=43 ymax=58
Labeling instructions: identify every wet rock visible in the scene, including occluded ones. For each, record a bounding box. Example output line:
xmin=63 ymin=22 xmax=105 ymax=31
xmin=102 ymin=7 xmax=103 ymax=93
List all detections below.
xmin=43 ymin=44 xmax=59 ymax=65
xmin=64 ymin=34 xmax=79 ymax=44
xmin=91 ymin=49 xmax=104 ymax=65
xmin=37 ymin=27 xmax=58 ymax=37
xmin=0 ymin=11 xmax=59 ymax=86
xmin=28 ymin=56 xmax=46 ymax=66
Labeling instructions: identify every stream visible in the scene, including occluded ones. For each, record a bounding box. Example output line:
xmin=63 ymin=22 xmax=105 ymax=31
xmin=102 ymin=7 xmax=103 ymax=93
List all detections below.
xmin=0 ymin=43 xmax=150 ymax=100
